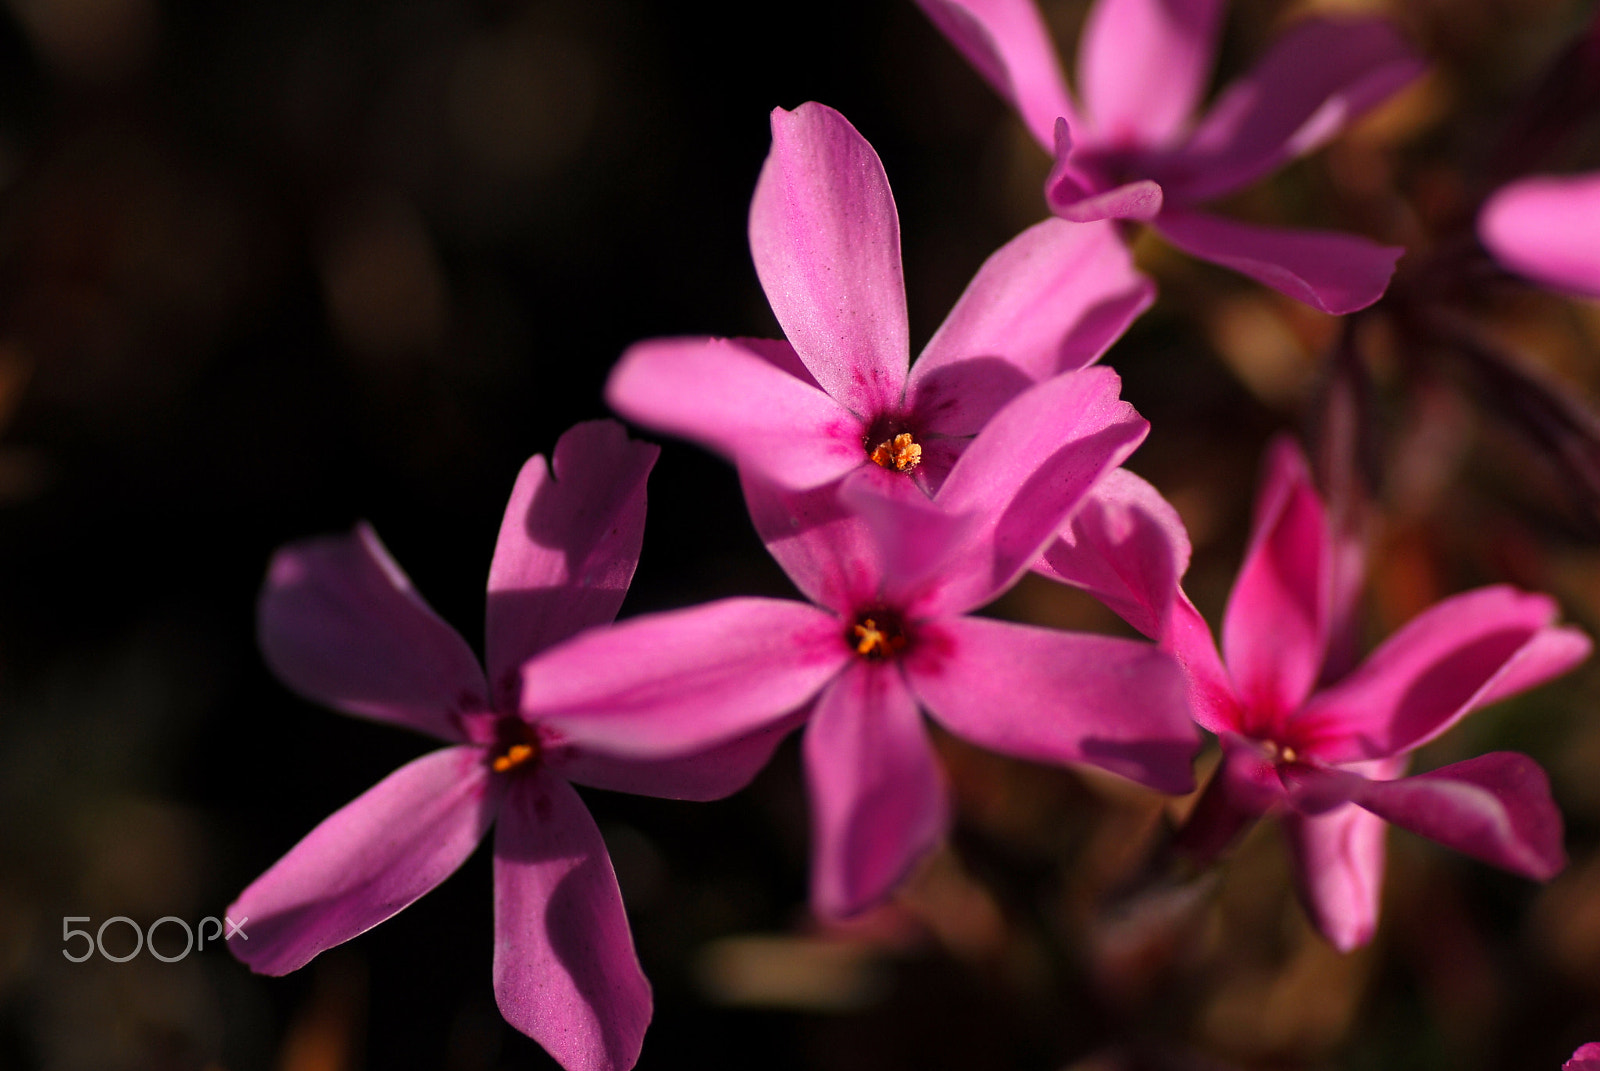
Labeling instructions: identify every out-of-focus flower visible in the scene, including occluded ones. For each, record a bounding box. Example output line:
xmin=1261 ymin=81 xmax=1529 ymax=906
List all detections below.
xmin=230 ymin=421 xmax=782 ymax=1071
xmin=1479 ymin=171 xmax=1600 ymax=299
xmin=521 ymin=372 xmax=1197 ymax=920
xmin=607 ymin=101 xmax=1152 ymax=496
xmin=914 ymin=0 xmax=1422 ymax=313
xmin=1567 ymin=1043 xmax=1600 ymax=1070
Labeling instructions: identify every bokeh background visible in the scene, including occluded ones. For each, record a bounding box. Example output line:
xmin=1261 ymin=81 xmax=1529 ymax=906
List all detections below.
xmin=4 ymin=0 xmax=1600 ymax=1067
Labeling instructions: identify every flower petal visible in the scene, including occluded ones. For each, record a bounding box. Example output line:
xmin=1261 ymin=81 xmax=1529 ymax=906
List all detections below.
xmin=1293 ymin=586 xmax=1590 ymax=763
xmin=749 ymin=103 xmax=909 ymax=417
xmin=1162 ymin=16 xmax=1425 ymax=201
xmin=1155 ymin=207 xmax=1402 ymax=314
xmin=1220 ymin=437 xmax=1330 ymax=729
xmin=1479 ymin=171 xmax=1600 ymax=299
xmin=229 ymin=746 xmax=500 ymax=976
xmin=1046 ymin=176 xmax=1165 ymax=223
xmin=740 ymin=473 xmax=888 ymax=614
xmin=1076 ymin=0 xmax=1225 ymax=148
xmin=912 ymin=0 xmax=1079 ymax=149
xmin=906 ymin=615 xmax=1196 ymax=793
xmin=493 ymin=771 xmax=650 ymax=1071
xmin=258 ymin=524 xmax=485 ymax=741
xmin=1566 ymin=1043 xmax=1600 ymax=1071
xmin=803 ymin=663 xmax=948 ymax=918
xmin=605 ymin=336 xmax=866 ymax=491
xmin=485 ymin=422 xmax=659 ymax=708
xmin=1282 ymin=753 xmax=1566 ymax=880
xmin=521 ymin=598 xmax=850 ymax=760
xmin=1282 ymin=754 xmax=1406 ymax=952
xmin=908 ymin=217 xmax=1153 ymax=437
xmin=556 ymin=711 xmax=805 ymax=802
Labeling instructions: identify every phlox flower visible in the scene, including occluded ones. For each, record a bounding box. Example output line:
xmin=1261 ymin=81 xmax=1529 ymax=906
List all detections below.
xmin=1479 ymin=170 xmax=1600 ymax=298
xmin=914 ymin=0 xmax=1424 ymax=313
xmin=229 ymin=422 xmax=787 ymax=1071
xmin=1074 ymin=436 xmax=1588 ymax=950
xmin=518 ymin=372 xmax=1198 ymax=919
xmin=607 ymin=100 xmax=1154 ymax=497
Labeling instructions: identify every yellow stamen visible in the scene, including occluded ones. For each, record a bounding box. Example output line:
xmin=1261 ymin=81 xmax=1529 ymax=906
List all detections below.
xmin=492 ymin=743 xmax=536 ymax=773
xmin=852 ymin=617 xmax=906 ymax=660
xmin=869 ymin=432 xmax=922 ymax=473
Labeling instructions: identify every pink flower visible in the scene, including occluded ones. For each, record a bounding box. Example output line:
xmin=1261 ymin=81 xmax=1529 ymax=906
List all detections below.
xmin=229 ymin=422 xmax=785 ymax=1071
xmin=518 ymin=372 xmax=1198 ymax=919
xmin=1144 ymin=437 xmax=1588 ymax=950
xmin=607 ymin=101 xmax=1153 ymax=496
xmin=1479 ymin=171 xmax=1600 ymax=298
xmin=914 ymin=0 xmax=1423 ymax=313
xmin=1567 ymin=1043 xmax=1600 ymax=1070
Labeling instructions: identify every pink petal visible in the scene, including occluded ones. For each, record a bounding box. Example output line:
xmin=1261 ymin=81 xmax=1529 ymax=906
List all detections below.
xmin=1172 ymin=737 xmax=1283 ymax=863
xmin=1076 ymin=0 xmax=1225 ymax=148
xmin=521 ymin=598 xmax=850 ymax=760
xmin=905 ymin=615 xmax=1196 ymax=793
xmin=229 ymin=746 xmax=500 ymax=976
xmin=1293 ymin=586 xmax=1590 ymax=763
xmin=921 ymin=367 xmax=1149 ymax=615
xmin=1166 ymin=594 xmax=1243 ymax=735
xmin=493 ymin=771 xmax=650 ymax=1071
xmin=1282 ymin=754 xmax=1407 ymax=952
xmin=1046 ymin=176 xmax=1165 ymax=223
xmin=912 ymin=0 xmax=1079 ymax=149
xmin=1566 ymin=1044 xmax=1600 ymax=1071
xmin=258 ymin=524 xmax=485 ymax=742
xmin=749 ymin=103 xmax=909 ymax=418
xmin=803 ymin=663 xmax=948 ymax=918
xmin=604 ymin=336 xmax=866 ymax=490
xmin=1163 ymin=17 xmax=1425 ymax=201
xmin=485 ymin=422 xmax=659 ymax=709
xmin=1155 ymin=207 xmax=1402 ymax=314
xmin=1220 ymin=437 xmax=1330 ymax=729
xmin=1479 ymin=171 xmax=1600 ymax=298
xmin=1283 ymin=753 xmax=1567 ymax=880
xmin=555 ymin=711 xmax=806 ymax=802
xmin=740 ymin=472 xmax=887 ymax=615
xmin=907 ymin=217 xmax=1153 ymax=437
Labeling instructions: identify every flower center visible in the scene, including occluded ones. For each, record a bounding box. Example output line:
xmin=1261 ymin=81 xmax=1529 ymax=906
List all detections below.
xmin=868 ymin=432 xmax=922 ymax=473
xmin=1261 ymin=739 xmax=1300 ymax=765
xmin=490 ymin=720 xmax=541 ymax=774
xmin=849 ymin=610 xmax=908 ymax=661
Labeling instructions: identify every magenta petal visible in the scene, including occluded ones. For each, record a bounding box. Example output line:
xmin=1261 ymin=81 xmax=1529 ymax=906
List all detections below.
xmin=1285 ymin=754 xmax=1567 ymax=880
xmin=909 ymin=217 xmax=1153 ymax=436
xmin=926 ymin=368 xmax=1149 ymax=615
xmin=258 ymin=524 xmax=485 ymax=741
xmin=556 ymin=711 xmax=806 ymax=802
xmin=493 ymin=771 xmax=650 ymax=1071
xmin=803 ymin=663 xmax=948 ymax=918
xmin=485 ymin=422 xmax=659 ymax=708
xmin=1165 ymin=17 xmax=1425 ymax=201
xmin=741 ymin=473 xmax=887 ymax=614
xmin=521 ymin=598 xmax=850 ymax=759
xmin=1155 ymin=207 xmax=1402 ymax=314
xmin=908 ymin=615 xmax=1196 ymax=792
xmin=749 ymin=103 xmax=909 ymax=417
xmin=1479 ymin=171 xmax=1600 ymax=298
xmin=605 ymin=336 xmax=865 ymax=490
xmin=912 ymin=0 xmax=1079 ymax=150
xmin=229 ymin=746 xmax=500 ymax=976
xmin=1295 ymin=586 xmax=1590 ymax=763
xmin=1047 ymin=177 xmax=1165 ymax=223
xmin=1566 ymin=1044 xmax=1600 ymax=1071
xmin=1076 ymin=0 xmax=1225 ymax=147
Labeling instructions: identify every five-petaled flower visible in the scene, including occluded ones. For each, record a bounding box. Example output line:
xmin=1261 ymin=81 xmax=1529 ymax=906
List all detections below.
xmin=1480 ymin=170 xmax=1600 ymax=299
xmin=914 ymin=0 xmax=1424 ymax=313
xmin=229 ymin=421 xmax=789 ymax=1071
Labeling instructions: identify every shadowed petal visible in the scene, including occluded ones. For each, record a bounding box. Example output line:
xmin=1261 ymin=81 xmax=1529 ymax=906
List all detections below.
xmin=521 ymin=598 xmax=850 ymax=759
xmin=1221 ymin=437 xmax=1330 ymax=728
xmin=908 ymin=217 xmax=1152 ymax=438
xmin=1293 ymin=586 xmax=1589 ymax=762
xmin=1163 ymin=17 xmax=1425 ymax=201
xmin=1480 ymin=171 xmax=1600 ymax=298
xmin=907 ymin=616 xmax=1196 ymax=792
xmin=1155 ymin=207 xmax=1402 ymax=314
xmin=1077 ymin=0 xmax=1225 ymax=147
xmin=259 ymin=524 xmax=485 ymax=742
xmin=912 ymin=0 xmax=1079 ymax=149
xmin=1282 ymin=753 xmax=1566 ymax=880
xmin=605 ymin=337 xmax=865 ymax=490
xmin=556 ymin=711 xmax=806 ymax=802
xmin=804 ymin=663 xmax=948 ymax=918
xmin=750 ymin=103 xmax=909 ymax=417
xmin=1046 ymin=176 xmax=1165 ymax=222
xmin=1566 ymin=1044 xmax=1600 ymax=1071
xmin=741 ymin=472 xmax=889 ymax=614
xmin=485 ymin=422 xmax=659 ymax=708
xmin=230 ymin=746 xmax=501 ymax=976
xmin=493 ymin=772 xmax=650 ymax=1071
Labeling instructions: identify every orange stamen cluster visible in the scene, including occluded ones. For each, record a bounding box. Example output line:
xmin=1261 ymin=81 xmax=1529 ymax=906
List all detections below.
xmin=869 ymin=432 xmax=922 ymax=473
xmin=852 ymin=616 xmax=907 ymax=660
xmin=1261 ymin=739 xmax=1299 ymax=764
xmin=492 ymin=742 xmax=538 ymax=773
